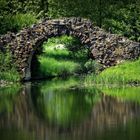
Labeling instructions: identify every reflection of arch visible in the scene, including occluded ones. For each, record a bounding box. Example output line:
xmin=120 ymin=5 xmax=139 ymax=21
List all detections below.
xmin=1 ymin=85 xmax=140 ymax=140
xmin=31 ymin=83 xmax=95 ymax=127
xmin=1 ymin=17 xmax=140 ymax=80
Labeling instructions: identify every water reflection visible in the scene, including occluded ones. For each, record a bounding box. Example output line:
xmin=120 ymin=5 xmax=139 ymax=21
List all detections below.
xmin=32 ymin=83 xmax=99 ymax=127
xmin=0 ymin=78 xmax=140 ymax=140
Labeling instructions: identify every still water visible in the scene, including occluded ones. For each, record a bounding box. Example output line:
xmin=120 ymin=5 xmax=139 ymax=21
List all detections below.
xmin=0 ymin=77 xmax=140 ymax=140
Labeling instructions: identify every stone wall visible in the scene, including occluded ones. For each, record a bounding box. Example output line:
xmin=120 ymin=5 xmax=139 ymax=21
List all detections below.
xmin=0 ymin=17 xmax=140 ymax=80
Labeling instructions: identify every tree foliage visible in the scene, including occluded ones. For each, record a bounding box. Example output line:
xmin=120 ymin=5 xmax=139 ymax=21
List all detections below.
xmin=0 ymin=0 xmax=139 ymax=41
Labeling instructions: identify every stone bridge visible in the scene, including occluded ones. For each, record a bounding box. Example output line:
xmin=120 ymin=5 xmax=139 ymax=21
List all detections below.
xmin=0 ymin=17 xmax=140 ymax=80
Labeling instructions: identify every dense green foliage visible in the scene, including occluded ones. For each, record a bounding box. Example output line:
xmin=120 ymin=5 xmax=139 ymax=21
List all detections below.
xmin=103 ymin=4 xmax=140 ymax=41
xmin=0 ymin=0 xmax=140 ymax=84
xmin=0 ymin=13 xmax=37 ymax=34
xmin=48 ymin=0 xmax=140 ymax=41
xmin=0 ymin=0 xmax=39 ymax=34
xmin=0 ymin=0 xmax=139 ymax=41
xmin=0 ymin=51 xmax=20 ymax=82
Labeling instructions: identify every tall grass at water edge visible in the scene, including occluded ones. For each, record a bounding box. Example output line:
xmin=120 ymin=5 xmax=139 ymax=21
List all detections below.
xmin=84 ymin=58 xmax=140 ymax=86
xmin=0 ymin=51 xmax=20 ymax=83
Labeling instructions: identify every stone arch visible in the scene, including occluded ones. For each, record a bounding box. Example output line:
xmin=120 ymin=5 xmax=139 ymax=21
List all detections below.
xmin=0 ymin=17 xmax=140 ymax=80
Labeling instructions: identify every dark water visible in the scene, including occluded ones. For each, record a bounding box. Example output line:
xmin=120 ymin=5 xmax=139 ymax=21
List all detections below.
xmin=1 ymin=78 xmax=140 ymax=140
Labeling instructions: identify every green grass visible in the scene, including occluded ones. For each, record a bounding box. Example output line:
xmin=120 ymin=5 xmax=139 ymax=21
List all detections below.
xmin=42 ymin=46 xmax=70 ymax=60
xmin=38 ymin=56 xmax=80 ymax=77
xmin=0 ymin=51 xmax=20 ymax=82
xmin=0 ymin=68 xmax=20 ymax=83
xmin=85 ymin=58 xmax=140 ymax=85
xmin=32 ymin=36 xmax=96 ymax=78
xmin=37 ymin=41 xmax=81 ymax=77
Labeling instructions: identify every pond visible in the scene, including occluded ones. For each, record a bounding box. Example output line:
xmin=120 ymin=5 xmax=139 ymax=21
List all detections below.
xmin=0 ymin=77 xmax=140 ymax=140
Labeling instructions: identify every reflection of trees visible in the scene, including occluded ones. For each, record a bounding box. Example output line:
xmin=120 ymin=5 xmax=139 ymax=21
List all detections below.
xmin=33 ymin=88 xmax=95 ymax=127
xmin=0 ymin=129 xmax=35 ymax=140
xmin=65 ymin=94 xmax=140 ymax=140
xmin=0 ymin=86 xmax=20 ymax=114
xmin=0 ymin=85 xmax=36 ymax=140
xmin=0 ymin=83 xmax=140 ymax=140
xmin=79 ymin=94 xmax=140 ymax=130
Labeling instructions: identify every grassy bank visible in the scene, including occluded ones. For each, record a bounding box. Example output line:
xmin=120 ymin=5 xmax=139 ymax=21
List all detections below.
xmin=85 ymin=58 xmax=140 ymax=86
xmin=0 ymin=51 xmax=20 ymax=83
xmin=0 ymin=68 xmax=20 ymax=83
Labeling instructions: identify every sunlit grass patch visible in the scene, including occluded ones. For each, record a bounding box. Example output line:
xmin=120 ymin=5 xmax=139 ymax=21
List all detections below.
xmin=85 ymin=58 xmax=140 ymax=86
xmin=42 ymin=47 xmax=70 ymax=60
xmin=97 ymin=58 xmax=140 ymax=84
xmin=38 ymin=56 xmax=80 ymax=77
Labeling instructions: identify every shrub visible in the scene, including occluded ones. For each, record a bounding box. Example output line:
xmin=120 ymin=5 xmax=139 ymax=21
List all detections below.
xmin=0 ymin=13 xmax=37 ymax=34
xmin=0 ymin=51 xmax=20 ymax=82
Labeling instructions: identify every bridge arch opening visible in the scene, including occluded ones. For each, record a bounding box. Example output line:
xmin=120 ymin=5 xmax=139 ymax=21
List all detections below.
xmin=1 ymin=18 xmax=139 ymax=81
xmin=30 ymin=35 xmax=95 ymax=80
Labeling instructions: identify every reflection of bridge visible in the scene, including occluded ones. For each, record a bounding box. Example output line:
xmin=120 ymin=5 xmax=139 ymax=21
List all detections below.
xmin=0 ymin=86 xmax=140 ymax=140
xmin=0 ymin=17 xmax=140 ymax=80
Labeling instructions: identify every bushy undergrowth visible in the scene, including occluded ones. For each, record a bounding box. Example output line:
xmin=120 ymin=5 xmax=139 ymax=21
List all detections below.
xmin=0 ymin=13 xmax=37 ymax=34
xmin=85 ymin=58 xmax=140 ymax=85
xmin=0 ymin=51 xmax=20 ymax=82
